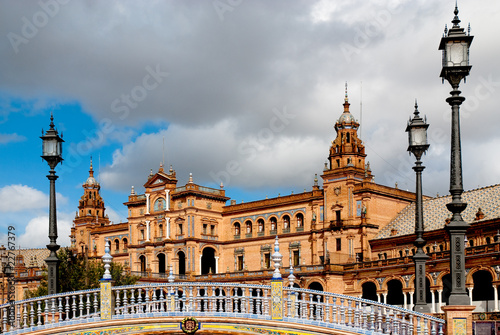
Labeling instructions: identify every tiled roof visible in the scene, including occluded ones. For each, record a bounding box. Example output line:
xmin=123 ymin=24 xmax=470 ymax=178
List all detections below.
xmin=374 ymin=184 xmax=500 ymax=239
xmin=0 ymin=248 xmax=50 ymax=271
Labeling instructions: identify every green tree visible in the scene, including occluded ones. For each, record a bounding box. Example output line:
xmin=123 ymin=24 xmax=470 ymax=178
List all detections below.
xmin=25 ymin=247 xmax=139 ymax=298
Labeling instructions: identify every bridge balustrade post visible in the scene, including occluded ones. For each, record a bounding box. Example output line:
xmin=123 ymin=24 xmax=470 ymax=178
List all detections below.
xmin=100 ymin=281 xmax=114 ymax=320
xmin=241 ymin=288 xmax=247 ymax=314
xmin=29 ymin=301 xmax=35 ymax=326
xmin=37 ymin=300 xmax=42 ymax=326
xmin=324 ymin=296 xmax=330 ymax=323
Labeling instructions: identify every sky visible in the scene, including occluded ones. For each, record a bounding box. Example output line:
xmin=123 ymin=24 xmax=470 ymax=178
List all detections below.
xmin=0 ymin=0 xmax=499 ymax=249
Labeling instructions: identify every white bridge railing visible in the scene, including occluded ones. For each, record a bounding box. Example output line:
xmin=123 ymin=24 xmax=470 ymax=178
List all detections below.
xmin=0 ymin=282 xmax=445 ymax=335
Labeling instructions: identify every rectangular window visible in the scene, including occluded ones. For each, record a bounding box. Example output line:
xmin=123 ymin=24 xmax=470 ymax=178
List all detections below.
xmin=140 ymin=229 xmax=144 ymax=240
xmin=320 ymin=206 xmax=324 ymax=221
xmin=336 ymin=210 xmax=341 ymax=225
xmin=264 ymin=253 xmax=270 ymax=268
xmin=336 ymin=238 xmax=341 ymax=251
xmin=237 ymin=255 xmax=244 ymax=271
xmin=293 ymin=250 xmax=300 ymax=267
xmin=356 ymin=200 xmax=362 ymax=216
xmin=159 ymin=224 xmax=163 ymax=237
xmin=210 ymin=225 xmax=215 ymax=235
xmin=178 ymin=223 xmax=183 ymax=235
xmin=203 ymin=224 xmax=207 ymax=234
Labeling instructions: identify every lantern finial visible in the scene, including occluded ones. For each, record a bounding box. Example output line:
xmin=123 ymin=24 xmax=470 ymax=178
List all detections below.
xmin=49 ymin=112 xmax=55 ymax=129
xmin=452 ymin=2 xmax=460 ymax=28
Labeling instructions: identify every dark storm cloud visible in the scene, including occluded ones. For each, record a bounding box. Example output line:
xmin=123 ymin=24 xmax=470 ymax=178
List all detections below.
xmin=1 ymin=0 xmax=499 ymax=198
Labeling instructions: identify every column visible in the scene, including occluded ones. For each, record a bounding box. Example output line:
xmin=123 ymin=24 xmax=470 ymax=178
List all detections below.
xmin=409 ymin=292 xmax=414 ymax=311
xmin=383 ymin=293 xmax=387 ymax=304
xmin=166 ymin=218 xmax=170 ymax=239
xmin=199 ymin=254 xmax=202 ymax=275
xmin=145 ymin=194 xmax=150 ymax=214
xmin=494 ymin=285 xmax=499 ymax=312
xmin=467 ymin=287 xmax=473 ymax=305
xmin=165 ymin=190 xmax=170 ymax=211
xmin=215 ymin=256 xmax=219 ymax=274
xmin=146 ymin=220 xmax=150 ymax=242
xmin=431 ymin=290 xmax=436 ymax=313
xmin=438 ymin=290 xmax=443 ymax=312
xmin=403 ymin=292 xmax=408 ymax=309
xmin=377 ymin=293 xmax=381 ymax=303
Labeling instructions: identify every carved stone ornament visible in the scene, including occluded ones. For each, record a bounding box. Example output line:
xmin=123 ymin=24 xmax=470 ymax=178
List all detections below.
xmin=334 ymin=187 xmax=341 ymax=196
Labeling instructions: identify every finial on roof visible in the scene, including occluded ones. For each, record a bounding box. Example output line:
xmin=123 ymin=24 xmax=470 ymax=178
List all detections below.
xmin=220 ymin=181 xmax=224 ymax=189
xmin=130 ymin=186 xmax=135 ymax=195
xmin=344 ymin=82 xmax=348 ymax=102
xmin=49 ymin=112 xmax=55 ymax=129
xmin=188 ymin=173 xmax=193 ymax=183
xmin=89 ymin=156 xmax=94 ymax=177
xmin=314 ymin=173 xmax=318 ymax=186
xmin=159 ymin=162 xmax=164 ymax=172
xmin=169 ymin=165 xmax=173 ymax=173
xmin=452 ymin=1 xmax=461 ymax=28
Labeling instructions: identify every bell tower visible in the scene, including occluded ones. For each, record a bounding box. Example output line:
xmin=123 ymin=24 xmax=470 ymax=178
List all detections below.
xmin=321 ymin=84 xmax=373 ymax=229
xmin=72 ymin=158 xmax=110 ymax=254
xmin=323 ymin=84 xmax=371 ymax=181
xmin=76 ymin=158 xmax=109 ymax=224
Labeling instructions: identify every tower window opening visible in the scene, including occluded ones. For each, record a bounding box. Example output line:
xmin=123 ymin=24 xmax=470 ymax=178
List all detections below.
xmin=237 ymin=255 xmax=244 ymax=271
xmin=264 ymin=253 xmax=270 ymax=268
xmin=293 ymin=250 xmax=300 ymax=267
xmin=346 ymin=133 xmax=350 ymax=143
xmin=335 ymin=210 xmax=341 ymax=226
xmin=336 ymin=159 xmax=340 ymax=167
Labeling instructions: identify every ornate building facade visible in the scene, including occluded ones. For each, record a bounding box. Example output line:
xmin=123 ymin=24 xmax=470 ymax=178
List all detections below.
xmin=69 ymin=92 xmax=500 ymax=315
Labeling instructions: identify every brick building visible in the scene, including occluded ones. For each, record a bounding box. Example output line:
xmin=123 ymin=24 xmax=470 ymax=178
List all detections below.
xmin=69 ymin=91 xmax=500 ymax=314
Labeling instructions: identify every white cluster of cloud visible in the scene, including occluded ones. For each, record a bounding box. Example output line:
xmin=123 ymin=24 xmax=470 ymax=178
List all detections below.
xmin=0 ymin=0 xmax=499 ymax=241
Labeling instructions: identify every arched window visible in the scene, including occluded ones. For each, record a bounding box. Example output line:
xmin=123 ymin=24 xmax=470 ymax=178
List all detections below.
xmin=154 ymin=198 xmax=166 ymax=212
xmin=282 ymin=215 xmax=290 ymax=230
xmin=159 ymin=224 xmax=163 ymax=238
xmin=245 ymin=220 xmax=252 ymax=235
xmin=123 ymin=238 xmax=128 ymax=251
xmin=234 ymin=222 xmax=241 ymax=236
xmin=257 ymin=219 xmax=264 ymax=233
xmin=114 ymin=239 xmax=120 ymax=252
xmin=139 ymin=255 xmax=146 ymax=273
xmin=296 ymin=213 xmax=304 ymax=228
xmin=270 ymin=217 xmax=277 ymax=232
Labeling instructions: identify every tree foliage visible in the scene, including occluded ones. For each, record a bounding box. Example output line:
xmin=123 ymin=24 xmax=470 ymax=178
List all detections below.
xmin=25 ymin=247 xmax=140 ymax=298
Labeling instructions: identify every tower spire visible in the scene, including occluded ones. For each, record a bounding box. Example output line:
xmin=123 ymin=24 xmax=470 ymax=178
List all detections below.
xmin=343 ymin=82 xmax=350 ymax=113
xmin=89 ymin=156 xmax=94 ymax=178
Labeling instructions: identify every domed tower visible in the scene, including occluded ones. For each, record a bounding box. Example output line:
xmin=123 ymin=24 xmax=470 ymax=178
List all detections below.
xmin=74 ymin=158 xmax=110 ymax=226
xmin=320 ymin=84 xmax=373 ymax=231
xmin=324 ymin=84 xmax=372 ymax=181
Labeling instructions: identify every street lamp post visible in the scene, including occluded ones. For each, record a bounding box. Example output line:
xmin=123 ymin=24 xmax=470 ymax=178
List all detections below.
xmin=406 ymin=101 xmax=430 ymax=313
xmin=439 ymin=4 xmax=473 ymax=306
xmin=41 ymin=113 xmax=64 ymax=295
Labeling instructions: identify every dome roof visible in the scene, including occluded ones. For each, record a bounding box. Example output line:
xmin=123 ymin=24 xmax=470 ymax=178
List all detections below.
xmin=338 ymin=111 xmax=356 ymax=124
xmin=86 ymin=176 xmax=98 ymax=186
